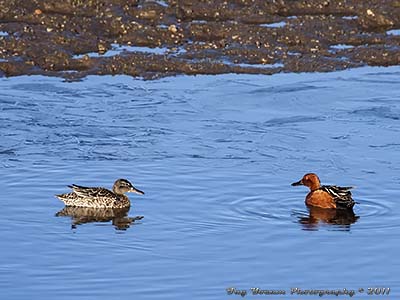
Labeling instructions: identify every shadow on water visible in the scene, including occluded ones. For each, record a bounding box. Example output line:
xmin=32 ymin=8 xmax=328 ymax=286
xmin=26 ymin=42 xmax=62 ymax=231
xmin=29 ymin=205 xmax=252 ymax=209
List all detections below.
xmin=293 ymin=207 xmax=359 ymax=231
xmin=55 ymin=206 xmax=144 ymax=231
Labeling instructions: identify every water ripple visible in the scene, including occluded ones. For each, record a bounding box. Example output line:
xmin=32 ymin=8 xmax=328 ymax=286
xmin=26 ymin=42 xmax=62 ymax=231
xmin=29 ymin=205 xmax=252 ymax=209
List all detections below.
xmin=351 ymin=106 xmax=400 ymax=120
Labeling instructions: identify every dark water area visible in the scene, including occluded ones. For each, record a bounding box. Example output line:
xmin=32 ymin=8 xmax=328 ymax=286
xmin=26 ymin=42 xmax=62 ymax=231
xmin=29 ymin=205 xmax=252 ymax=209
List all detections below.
xmin=0 ymin=67 xmax=400 ymax=299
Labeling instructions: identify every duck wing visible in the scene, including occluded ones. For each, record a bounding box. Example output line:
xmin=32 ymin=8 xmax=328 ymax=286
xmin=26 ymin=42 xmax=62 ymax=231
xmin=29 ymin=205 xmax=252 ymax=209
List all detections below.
xmin=320 ymin=185 xmax=356 ymax=209
xmin=68 ymin=184 xmax=118 ymax=200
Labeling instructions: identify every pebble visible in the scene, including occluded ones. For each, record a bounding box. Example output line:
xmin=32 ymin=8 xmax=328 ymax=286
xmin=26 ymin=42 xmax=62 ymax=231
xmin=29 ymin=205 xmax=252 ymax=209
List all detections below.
xmin=169 ymin=25 xmax=178 ymax=33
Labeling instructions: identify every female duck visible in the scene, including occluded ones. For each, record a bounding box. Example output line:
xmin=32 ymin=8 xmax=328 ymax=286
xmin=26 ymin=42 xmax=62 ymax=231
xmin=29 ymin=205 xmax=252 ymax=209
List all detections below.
xmin=56 ymin=179 xmax=144 ymax=208
xmin=291 ymin=173 xmax=356 ymax=209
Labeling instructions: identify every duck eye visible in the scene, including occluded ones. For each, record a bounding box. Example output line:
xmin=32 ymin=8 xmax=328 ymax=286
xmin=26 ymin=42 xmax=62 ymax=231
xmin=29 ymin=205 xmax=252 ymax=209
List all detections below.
xmin=122 ymin=181 xmax=131 ymax=188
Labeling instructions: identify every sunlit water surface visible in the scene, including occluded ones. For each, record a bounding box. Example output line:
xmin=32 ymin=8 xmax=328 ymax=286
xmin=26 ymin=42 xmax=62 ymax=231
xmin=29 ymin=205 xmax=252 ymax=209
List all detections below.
xmin=1 ymin=67 xmax=399 ymax=299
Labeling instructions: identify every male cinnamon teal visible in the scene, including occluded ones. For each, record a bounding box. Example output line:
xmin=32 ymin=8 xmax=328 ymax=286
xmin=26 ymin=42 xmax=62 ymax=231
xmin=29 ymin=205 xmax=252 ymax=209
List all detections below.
xmin=56 ymin=179 xmax=144 ymax=208
xmin=291 ymin=173 xmax=356 ymax=209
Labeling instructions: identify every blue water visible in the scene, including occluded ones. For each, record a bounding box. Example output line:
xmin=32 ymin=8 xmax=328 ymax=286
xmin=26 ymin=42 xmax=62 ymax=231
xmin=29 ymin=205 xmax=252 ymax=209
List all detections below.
xmin=1 ymin=67 xmax=400 ymax=299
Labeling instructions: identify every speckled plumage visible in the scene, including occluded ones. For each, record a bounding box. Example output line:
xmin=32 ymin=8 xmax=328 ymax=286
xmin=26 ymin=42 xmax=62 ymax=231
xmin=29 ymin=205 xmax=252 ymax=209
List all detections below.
xmin=56 ymin=179 xmax=144 ymax=208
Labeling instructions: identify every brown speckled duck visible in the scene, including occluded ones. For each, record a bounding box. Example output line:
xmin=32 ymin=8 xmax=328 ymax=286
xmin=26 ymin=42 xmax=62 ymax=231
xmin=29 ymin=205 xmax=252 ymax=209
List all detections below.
xmin=56 ymin=179 xmax=144 ymax=208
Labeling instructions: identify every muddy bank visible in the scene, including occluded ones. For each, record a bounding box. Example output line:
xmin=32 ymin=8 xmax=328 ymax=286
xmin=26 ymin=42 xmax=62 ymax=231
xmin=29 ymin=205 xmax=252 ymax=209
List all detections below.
xmin=0 ymin=0 xmax=399 ymax=79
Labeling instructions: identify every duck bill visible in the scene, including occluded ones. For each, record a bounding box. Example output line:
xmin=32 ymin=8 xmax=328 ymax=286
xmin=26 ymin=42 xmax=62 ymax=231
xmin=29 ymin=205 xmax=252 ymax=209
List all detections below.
xmin=291 ymin=180 xmax=303 ymax=186
xmin=130 ymin=187 xmax=145 ymax=195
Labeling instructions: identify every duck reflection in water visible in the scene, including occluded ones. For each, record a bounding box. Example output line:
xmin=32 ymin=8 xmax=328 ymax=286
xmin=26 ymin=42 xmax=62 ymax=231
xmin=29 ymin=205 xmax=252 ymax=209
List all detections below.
xmin=295 ymin=206 xmax=359 ymax=230
xmin=56 ymin=206 xmax=144 ymax=231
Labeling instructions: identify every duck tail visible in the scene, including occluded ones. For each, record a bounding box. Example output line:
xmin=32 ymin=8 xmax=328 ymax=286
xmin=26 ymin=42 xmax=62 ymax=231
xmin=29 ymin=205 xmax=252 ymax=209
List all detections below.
xmin=341 ymin=186 xmax=354 ymax=190
xmin=336 ymin=198 xmax=356 ymax=209
xmin=55 ymin=194 xmax=66 ymax=201
xmin=55 ymin=193 xmax=75 ymax=203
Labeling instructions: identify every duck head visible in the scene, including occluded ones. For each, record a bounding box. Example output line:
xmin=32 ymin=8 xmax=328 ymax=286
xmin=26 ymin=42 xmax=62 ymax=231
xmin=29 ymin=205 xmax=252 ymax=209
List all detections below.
xmin=113 ymin=179 xmax=145 ymax=195
xmin=291 ymin=173 xmax=321 ymax=191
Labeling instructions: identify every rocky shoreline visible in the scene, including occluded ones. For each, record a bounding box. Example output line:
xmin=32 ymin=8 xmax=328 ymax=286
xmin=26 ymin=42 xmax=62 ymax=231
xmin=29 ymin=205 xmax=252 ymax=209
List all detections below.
xmin=0 ymin=0 xmax=399 ymax=80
